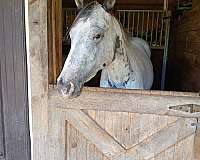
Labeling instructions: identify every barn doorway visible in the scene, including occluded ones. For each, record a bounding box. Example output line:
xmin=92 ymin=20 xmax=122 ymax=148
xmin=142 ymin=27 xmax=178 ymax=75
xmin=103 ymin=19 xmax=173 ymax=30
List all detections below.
xmin=47 ymin=0 xmax=199 ymax=93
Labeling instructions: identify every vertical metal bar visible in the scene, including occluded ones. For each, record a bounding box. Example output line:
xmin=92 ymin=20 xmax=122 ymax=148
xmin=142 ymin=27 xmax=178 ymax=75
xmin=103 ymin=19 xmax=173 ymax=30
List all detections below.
xmin=150 ymin=12 xmax=155 ymax=47
xmin=141 ymin=11 xmax=145 ymax=39
xmin=75 ymin=10 xmax=77 ymax=17
xmin=137 ymin=12 xmax=140 ymax=37
xmin=128 ymin=11 xmax=130 ymax=32
xmin=69 ymin=10 xmax=71 ymax=26
xmin=161 ymin=13 xmax=170 ymax=90
xmin=118 ymin=11 xmax=121 ymax=23
xmin=123 ymin=11 xmax=126 ymax=27
xmin=65 ymin=9 xmax=68 ymax=29
xmin=159 ymin=11 xmax=164 ymax=47
xmin=132 ymin=12 xmax=135 ymax=36
xmin=155 ymin=11 xmax=160 ymax=46
xmin=146 ymin=11 xmax=150 ymax=41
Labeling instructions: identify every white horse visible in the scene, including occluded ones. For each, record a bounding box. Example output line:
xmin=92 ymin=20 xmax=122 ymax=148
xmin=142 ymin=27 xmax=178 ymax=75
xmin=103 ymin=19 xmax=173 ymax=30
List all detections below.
xmin=57 ymin=0 xmax=153 ymax=98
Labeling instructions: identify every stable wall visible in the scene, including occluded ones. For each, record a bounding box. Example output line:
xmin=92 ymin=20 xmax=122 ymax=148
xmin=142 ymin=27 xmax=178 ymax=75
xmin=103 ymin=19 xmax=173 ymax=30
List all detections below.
xmin=167 ymin=0 xmax=200 ymax=92
xmin=63 ymin=0 xmax=175 ymax=9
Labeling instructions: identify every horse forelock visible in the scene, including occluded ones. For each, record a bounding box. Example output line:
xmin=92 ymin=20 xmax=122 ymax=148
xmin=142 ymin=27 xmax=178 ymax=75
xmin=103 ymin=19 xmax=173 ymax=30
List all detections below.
xmin=64 ymin=1 xmax=108 ymax=40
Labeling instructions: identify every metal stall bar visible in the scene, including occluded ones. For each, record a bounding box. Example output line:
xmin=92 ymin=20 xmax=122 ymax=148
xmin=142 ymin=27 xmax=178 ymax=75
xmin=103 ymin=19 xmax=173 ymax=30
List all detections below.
xmin=141 ymin=11 xmax=145 ymax=39
xmin=116 ymin=9 xmax=170 ymax=90
xmin=146 ymin=11 xmax=150 ymax=41
xmin=161 ymin=11 xmax=171 ymax=90
xmin=132 ymin=11 xmax=135 ymax=36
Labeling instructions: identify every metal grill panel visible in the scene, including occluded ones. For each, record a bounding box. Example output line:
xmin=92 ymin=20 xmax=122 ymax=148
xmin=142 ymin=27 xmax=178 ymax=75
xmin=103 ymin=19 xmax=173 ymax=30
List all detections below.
xmin=116 ymin=10 xmax=169 ymax=49
xmin=63 ymin=9 xmax=170 ymax=50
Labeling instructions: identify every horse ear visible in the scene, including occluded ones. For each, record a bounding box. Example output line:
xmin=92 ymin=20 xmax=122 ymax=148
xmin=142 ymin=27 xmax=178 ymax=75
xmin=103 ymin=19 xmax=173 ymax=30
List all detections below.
xmin=103 ymin=0 xmax=116 ymax=10
xmin=75 ymin=0 xmax=84 ymax=9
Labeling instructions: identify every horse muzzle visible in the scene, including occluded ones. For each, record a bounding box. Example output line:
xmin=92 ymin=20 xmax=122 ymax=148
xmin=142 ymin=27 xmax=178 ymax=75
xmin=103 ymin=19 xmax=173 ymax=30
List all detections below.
xmin=57 ymin=78 xmax=82 ymax=98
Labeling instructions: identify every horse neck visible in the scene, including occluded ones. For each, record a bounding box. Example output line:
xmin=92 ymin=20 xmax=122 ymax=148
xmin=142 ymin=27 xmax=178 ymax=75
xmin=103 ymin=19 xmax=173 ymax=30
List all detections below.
xmin=106 ymin=17 xmax=132 ymax=84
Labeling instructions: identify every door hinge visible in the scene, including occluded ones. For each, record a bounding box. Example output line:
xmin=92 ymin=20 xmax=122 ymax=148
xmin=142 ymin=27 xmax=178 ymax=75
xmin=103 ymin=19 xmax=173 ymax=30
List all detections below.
xmin=169 ymin=104 xmax=200 ymax=114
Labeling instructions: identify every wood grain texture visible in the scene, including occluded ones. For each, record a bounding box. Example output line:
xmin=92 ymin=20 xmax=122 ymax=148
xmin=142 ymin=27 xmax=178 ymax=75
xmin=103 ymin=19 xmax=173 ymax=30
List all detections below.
xmin=193 ymin=118 xmax=200 ymax=160
xmin=49 ymin=87 xmax=200 ymax=118
xmin=64 ymin=109 xmax=125 ymax=159
xmin=60 ymin=108 xmax=196 ymax=160
xmin=167 ymin=1 xmax=200 ymax=92
xmin=47 ymin=108 xmax=66 ymax=160
xmin=152 ymin=134 xmax=194 ymax=160
xmin=28 ymin=0 xmax=49 ymax=159
xmin=48 ymin=0 xmax=62 ymax=84
xmin=48 ymin=0 xmax=54 ymax=84
xmin=0 ymin=67 xmax=5 ymax=159
xmin=66 ymin=123 xmax=109 ymax=160
xmin=47 ymin=98 xmax=197 ymax=160
xmin=87 ymin=110 xmax=178 ymax=149
xmin=63 ymin=0 xmax=175 ymax=10
xmin=125 ymin=118 xmax=196 ymax=160
xmin=0 ymin=0 xmax=31 ymax=160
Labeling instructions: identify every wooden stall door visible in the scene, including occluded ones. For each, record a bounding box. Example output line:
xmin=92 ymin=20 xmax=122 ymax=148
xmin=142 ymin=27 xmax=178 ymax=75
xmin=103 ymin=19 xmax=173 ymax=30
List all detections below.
xmin=49 ymin=110 xmax=196 ymax=160
xmin=0 ymin=0 xmax=31 ymax=160
xmin=48 ymin=88 xmax=199 ymax=160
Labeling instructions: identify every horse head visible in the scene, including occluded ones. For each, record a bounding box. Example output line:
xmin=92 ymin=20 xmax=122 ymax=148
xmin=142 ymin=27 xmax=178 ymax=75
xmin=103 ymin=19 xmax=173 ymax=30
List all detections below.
xmin=57 ymin=0 xmax=118 ymax=98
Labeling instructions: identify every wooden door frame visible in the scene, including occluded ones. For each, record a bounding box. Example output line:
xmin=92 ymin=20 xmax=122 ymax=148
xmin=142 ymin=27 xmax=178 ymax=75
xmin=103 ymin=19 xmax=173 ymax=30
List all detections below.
xmin=48 ymin=0 xmax=63 ymax=84
xmin=26 ymin=0 xmax=49 ymax=159
xmin=27 ymin=0 xmax=200 ymax=159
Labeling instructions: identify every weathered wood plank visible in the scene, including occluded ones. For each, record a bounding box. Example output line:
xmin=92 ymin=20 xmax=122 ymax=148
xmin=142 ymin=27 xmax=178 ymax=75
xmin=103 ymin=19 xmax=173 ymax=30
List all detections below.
xmin=0 ymin=7 xmax=5 ymax=157
xmin=65 ymin=123 xmax=110 ymax=160
xmin=176 ymin=7 xmax=200 ymax=32
xmin=47 ymin=108 xmax=66 ymax=160
xmin=0 ymin=67 xmax=5 ymax=160
xmin=123 ymin=118 xmax=196 ymax=160
xmin=0 ymin=0 xmax=31 ymax=159
xmin=47 ymin=0 xmax=54 ymax=84
xmin=48 ymin=0 xmax=62 ymax=84
xmin=175 ymin=30 xmax=200 ymax=43
xmin=64 ymin=109 xmax=125 ymax=158
xmin=49 ymin=87 xmax=200 ymax=118
xmin=87 ymin=111 xmax=178 ymax=150
xmin=152 ymin=134 xmax=194 ymax=160
xmin=194 ymin=118 xmax=200 ymax=160
xmin=28 ymin=0 xmax=49 ymax=159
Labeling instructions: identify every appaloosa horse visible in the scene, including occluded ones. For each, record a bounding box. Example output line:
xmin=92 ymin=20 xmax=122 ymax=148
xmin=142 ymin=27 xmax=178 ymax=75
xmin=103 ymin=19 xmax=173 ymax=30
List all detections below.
xmin=57 ymin=0 xmax=153 ymax=98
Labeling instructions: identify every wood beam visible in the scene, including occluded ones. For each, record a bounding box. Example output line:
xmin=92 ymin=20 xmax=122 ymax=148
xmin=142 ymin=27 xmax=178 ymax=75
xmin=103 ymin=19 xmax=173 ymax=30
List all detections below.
xmin=49 ymin=87 xmax=200 ymax=118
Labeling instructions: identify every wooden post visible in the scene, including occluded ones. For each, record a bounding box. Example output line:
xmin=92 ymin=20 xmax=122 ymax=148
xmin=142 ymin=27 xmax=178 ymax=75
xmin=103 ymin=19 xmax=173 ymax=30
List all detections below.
xmin=48 ymin=0 xmax=63 ymax=84
xmin=28 ymin=0 xmax=49 ymax=159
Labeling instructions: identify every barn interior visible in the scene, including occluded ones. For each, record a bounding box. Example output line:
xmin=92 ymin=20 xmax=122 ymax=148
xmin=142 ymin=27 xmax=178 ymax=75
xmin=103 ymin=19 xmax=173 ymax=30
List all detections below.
xmin=48 ymin=0 xmax=200 ymax=93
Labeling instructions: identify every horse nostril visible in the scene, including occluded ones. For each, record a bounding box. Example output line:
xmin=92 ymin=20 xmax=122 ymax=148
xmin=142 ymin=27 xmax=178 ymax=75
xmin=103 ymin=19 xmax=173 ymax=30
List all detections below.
xmin=57 ymin=78 xmax=68 ymax=93
xmin=57 ymin=78 xmax=75 ymax=96
xmin=68 ymin=81 xmax=75 ymax=95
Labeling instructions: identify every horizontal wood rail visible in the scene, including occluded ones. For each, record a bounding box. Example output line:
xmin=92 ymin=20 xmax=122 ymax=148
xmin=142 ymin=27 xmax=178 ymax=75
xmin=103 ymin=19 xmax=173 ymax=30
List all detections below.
xmin=49 ymin=87 xmax=200 ymax=118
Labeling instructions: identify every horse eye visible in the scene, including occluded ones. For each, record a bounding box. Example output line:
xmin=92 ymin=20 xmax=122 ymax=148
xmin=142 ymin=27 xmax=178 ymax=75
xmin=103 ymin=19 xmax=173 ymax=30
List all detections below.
xmin=93 ymin=34 xmax=101 ymax=40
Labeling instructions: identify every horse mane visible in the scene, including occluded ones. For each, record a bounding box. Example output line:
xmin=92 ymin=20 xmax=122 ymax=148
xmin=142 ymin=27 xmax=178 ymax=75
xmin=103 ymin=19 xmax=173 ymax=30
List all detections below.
xmin=63 ymin=1 xmax=100 ymax=40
